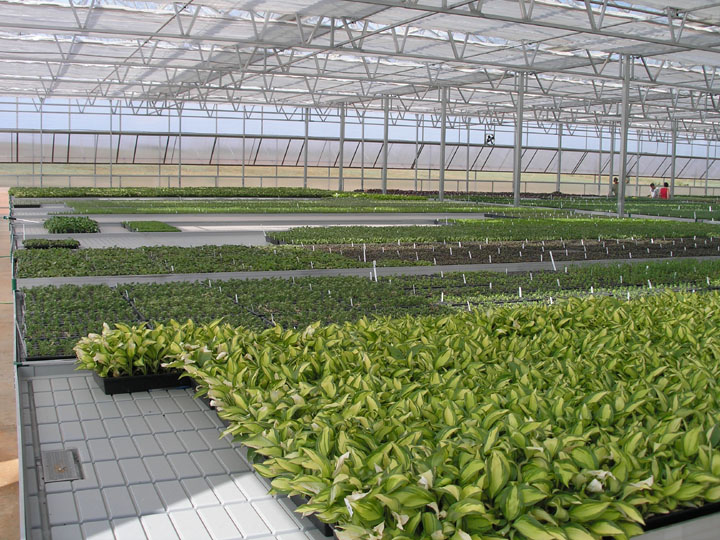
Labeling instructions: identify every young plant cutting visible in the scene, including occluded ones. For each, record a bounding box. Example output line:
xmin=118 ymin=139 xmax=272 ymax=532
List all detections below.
xmin=43 ymin=215 xmax=99 ymax=233
xmin=20 ymin=258 xmax=720 ymax=358
xmin=73 ymin=292 xmax=720 ymax=539
xmin=122 ymin=221 xmax=181 ymax=232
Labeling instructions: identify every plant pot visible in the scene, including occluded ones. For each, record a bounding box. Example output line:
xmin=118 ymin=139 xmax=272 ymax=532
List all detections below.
xmin=92 ymin=370 xmax=188 ymax=395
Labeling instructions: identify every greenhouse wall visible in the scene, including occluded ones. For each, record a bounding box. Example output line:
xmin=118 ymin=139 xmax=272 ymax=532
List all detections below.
xmin=1 ymin=131 xmax=718 ymax=196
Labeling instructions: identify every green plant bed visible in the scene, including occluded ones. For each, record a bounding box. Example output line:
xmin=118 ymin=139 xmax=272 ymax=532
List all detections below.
xmin=22 ymin=238 xmax=80 ymax=249
xmin=271 ymin=218 xmax=720 ymax=244
xmin=75 ymin=292 xmax=720 ymax=539
xmin=22 ymin=258 xmax=720 ymax=357
xmin=43 ymin=216 xmax=99 ymax=234
xmin=14 ymin=244 xmax=368 ymax=278
xmin=63 ymin=198 xmax=482 ymax=215
xmin=11 ymin=186 xmax=337 ymax=199
xmin=122 ymin=221 xmax=181 ymax=232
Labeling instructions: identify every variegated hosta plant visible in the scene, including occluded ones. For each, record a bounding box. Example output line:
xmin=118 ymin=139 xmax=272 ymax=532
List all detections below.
xmin=74 ymin=319 xmax=222 ymax=377
xmin=117 ymin=293 xmax=720 ymax=538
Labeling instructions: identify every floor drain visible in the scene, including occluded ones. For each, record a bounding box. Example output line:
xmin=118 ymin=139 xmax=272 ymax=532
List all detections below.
xmin=41 ymin=449 xmax=83 ymax=483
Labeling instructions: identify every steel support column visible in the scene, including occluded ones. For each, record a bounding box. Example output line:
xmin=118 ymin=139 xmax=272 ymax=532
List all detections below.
xmin=617 ymin=55 xmax=631 ymax=218
xmin=178 ymin=107 xmax=182 ymax=188
xmin=466 ymin=123 xmax=470 ymax=194
xmin=381 ymin=96 xmax=389 ymax=194
xmin=303 ymin=107 xmax=309 ymax=189
xmin=670 ymin=120 xmax=677 ymax=198
xmin=109 ymin=102 xmax=113 ymax=188
xmin=635 ymin=135 xmax=640 ymax=197
xmin=414 ymin=116 xmax=419 ymax=192
xmin=338 ymin=104 xmax=345 ymax=192
xmin=706 ymin=141 xmax=710 ymax=196
xmin=609 ymin=123 xmax=615 ymax=192
xmin=439 ymin=87 xmax=447 ymax=202
xmin=556 ymin=123 xmax=562 ymax=193
xmin=241 ymin=108 xmax=246 ymax=188
xmin=597 ymin=129 xmax=603 ymax=195
xmin=513 ymin=72 xmax=525 ymax=206
xmin=361 ymin=117 xmax=365 ymax=191
xmin=39 ymin=101 xmax=43 ymax=188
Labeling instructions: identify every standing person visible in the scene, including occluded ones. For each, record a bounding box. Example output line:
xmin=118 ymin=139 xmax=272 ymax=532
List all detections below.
xmin=611 ymin=177 xmax=619 ymax=196
xmin=649 ymin=183 xmax=659 ymax=198
xmin=659 ymin=182 xmax=670 ymax=199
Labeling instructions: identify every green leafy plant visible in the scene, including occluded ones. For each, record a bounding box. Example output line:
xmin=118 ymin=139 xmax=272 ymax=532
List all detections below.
xmin=77 ymin=291 xmax=720 ymax=538
xmin=23 ymin=258 xmax=720 ymax=358
xmin=9 ymin=186 xmax=426 ymax=200
xmin=122 ymin=221 xmax=180 ymax=232
xmin=271 ymin=218 xmax=718 ymax=244
xmin=43 ymin=216 xmax=99 ymax=233
xmin=75 ymin=320 xmax=197 ymax=377
xmin=22 ymin=238 xmax=80 ymax=249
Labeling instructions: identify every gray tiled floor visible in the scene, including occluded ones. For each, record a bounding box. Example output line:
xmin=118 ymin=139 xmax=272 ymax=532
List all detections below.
xmin=21 ymin=373 xmax=329 ymax=540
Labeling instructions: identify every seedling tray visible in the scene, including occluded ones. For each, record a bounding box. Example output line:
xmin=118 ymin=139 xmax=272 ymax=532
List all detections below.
xmin=644 ymin=501 xmax=720 ymax=531
xmin=92 ymin=370 xmax=188 ymax=395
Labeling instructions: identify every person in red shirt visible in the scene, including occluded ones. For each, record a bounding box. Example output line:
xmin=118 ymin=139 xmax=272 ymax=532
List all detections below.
xmin=659 ymin=182 xmax=670 ymax=199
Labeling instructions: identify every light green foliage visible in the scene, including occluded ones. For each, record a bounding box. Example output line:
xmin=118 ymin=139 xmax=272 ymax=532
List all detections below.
xmin=11 ymin=186 xmax=342 ymax=198
xmin=63 ymin=198 xmax=478 ymax=214
xmin=23 ymin=258 xmax=720 ymax=358
xmin=43 ymin=216 xmax=99 ymax=233
xmin=122 ymin=221 xmax=181 ymax=232
xmin=272 ymin=218 xmax=718 ymax=244
xmin=78 ymin=292 xmax=720 ymax=538
xmin=14 ymin=244 xmax=372 ymax=278
xmin=461 ymin=196 xmax=720 ymax=222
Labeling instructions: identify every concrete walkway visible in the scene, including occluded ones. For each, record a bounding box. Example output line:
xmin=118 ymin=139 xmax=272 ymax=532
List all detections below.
xmin=0 ymin=187 xmax=19 ymax=539
xmin=17 ymin=255 xmax=720 ymax=289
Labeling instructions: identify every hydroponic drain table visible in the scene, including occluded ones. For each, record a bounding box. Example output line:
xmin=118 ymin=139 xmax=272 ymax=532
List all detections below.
xmin=19 ymin=369 xmax=327 ymax=540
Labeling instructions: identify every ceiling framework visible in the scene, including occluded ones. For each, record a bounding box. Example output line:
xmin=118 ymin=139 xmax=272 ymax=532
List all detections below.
xmin=0 ymin=0 xmax=719 ymax=138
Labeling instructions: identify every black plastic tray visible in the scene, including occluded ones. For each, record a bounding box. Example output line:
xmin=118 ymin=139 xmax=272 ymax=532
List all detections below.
xmin=644 ymin=501 xmax=720 ymax=531
xmin=92 ymin=370 xmax=188 ymax=395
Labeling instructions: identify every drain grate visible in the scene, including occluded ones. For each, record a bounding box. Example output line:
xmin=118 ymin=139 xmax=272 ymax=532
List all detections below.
xmin=41 ymin=449 xmax=83 ymax=483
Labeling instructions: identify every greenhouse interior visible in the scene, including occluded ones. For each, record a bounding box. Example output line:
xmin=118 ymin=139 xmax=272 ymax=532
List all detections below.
xmin=1 ymin=0 xmax=720 ymax=539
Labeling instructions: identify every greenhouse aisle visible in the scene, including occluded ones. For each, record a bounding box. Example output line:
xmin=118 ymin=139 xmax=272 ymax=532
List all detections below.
xmin=0 ymin=187 xmax=19 ymax=539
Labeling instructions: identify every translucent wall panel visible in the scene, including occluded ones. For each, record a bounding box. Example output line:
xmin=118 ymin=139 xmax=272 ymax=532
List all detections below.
xmin=446 ymin=144 xmax=473 ymax=170
xmin=0 ymin=133 xmax=12 ymax=161
xmin=555 ymin=150 xmax=587 ymax=175
xmin=647 ymin=156 xmax=671 ymax=177
xmin=2 ymin=128 xmax=719 ymax=181
xmin=305 ymin=140 xmax=327 ymax=167
xmin=387 ymin=142 xmax=417 ymax=169
xmin=116 ymin=135 xmax=137 ymax=163
xmin=41 ymin=133 xmax=53 ymax=163
xmin=255 ymin=138 xmax=287 ymax=166
xmin=213 ymin=137 xmax=244 ymax=164
xmin=283 ymin=140 xmax=304 ymax=166
xmin=246 ymin=138 xmax=261 ymax=165
xmin=180 ymin=136 xmax=215 ymax=164
xmin=67 ymin=133 xmax=98 ymax=163
xmin=337 ymin=141 xmax=354 ymax=167
xmin=678 ymin=158 xmax=709 ymax=178
xmin=135 ymin=136 xmax=167 ymax=164
xmin=93 ymin=135 xmax=113 ymax=163
xmin=484 ymin=147 xmax=514 ymax=171
xmin=165 ymin=136 xmax=180 ymax=164
xmin=316 ymin=140 xmax=336 ymax=166
xmin=570 ymin=151 xmax=601 ymax=175
xmin=52 ymin=133 xmax=70 ymax=163
xmin=348 ymin=142 xmax=382 ymax=168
